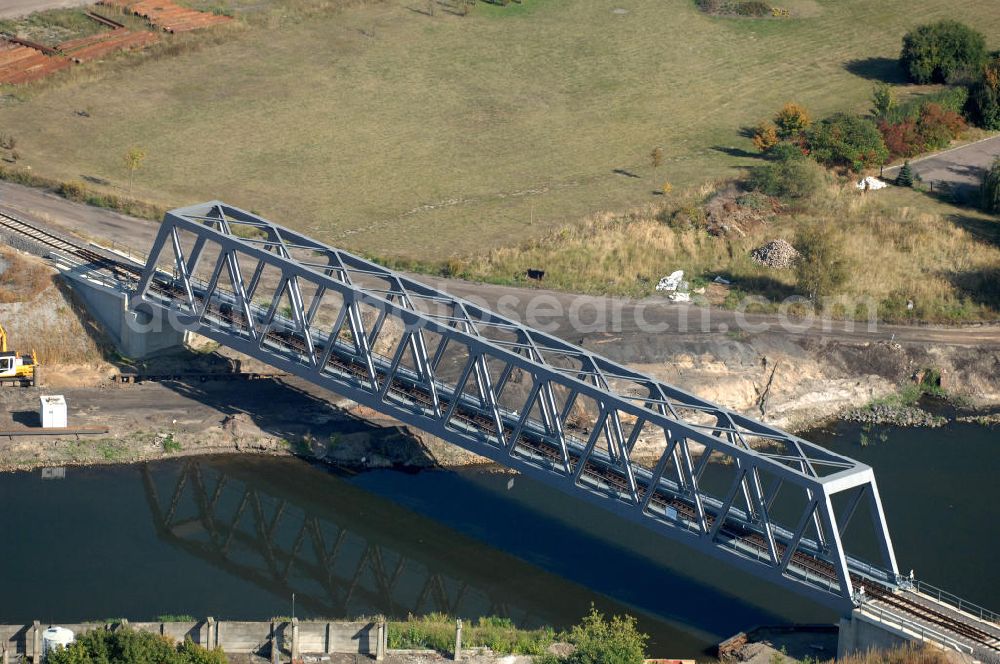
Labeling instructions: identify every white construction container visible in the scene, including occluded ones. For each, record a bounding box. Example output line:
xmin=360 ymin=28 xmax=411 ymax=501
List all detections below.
xmin=39 ymin=395 xmax=67 ymax=429
xmin=42 ymin=626 xmax=74 ymax=661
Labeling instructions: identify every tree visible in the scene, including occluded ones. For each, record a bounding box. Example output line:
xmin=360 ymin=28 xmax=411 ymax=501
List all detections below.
xmin=968 ymin=55 xmax=1000 ymax=130
xmin=749 ymin=149 xmax=827 ymax=201
xmin=773 ymin=102 xmax=811 ymax=139
xmin=806 ymin=113 xmax=888 ymax=172
xmin=123 ymin=146 xmax=146 ymax=196
xmin=47 ymin=629 xmax=226 ymax=664
xmin=982 ymin=157 xmax=1000 ymax=213
xmin=915 ymin=102 xmax=966 ymax=150
xmin=900 ymin=21 xmax=987 ymax=84
xmin=795 ymin=225 xmax=849 ymax=302
xmin=649 ymin=146 xmax=663 ymax=188
xmin=767 ymin=140 xmax=806 ymax=162
xmin=565 ymin=607 xmax=648 ymax=664
xmin=871 ymin=82 xmax=896 ymax=119
xmin=751 ymin=121 xmax=779 ymax=152
xmin=878 ymin=118 xmax=923 ymax=159
xmin=896 ymin=161 xmax=914 ymax=187
xmin=650 ymin=146 xmax=663 ymax=170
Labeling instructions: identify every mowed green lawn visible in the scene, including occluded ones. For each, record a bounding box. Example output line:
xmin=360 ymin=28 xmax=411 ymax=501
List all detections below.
xmin=2 ymin=0 xmax=999 ymax=260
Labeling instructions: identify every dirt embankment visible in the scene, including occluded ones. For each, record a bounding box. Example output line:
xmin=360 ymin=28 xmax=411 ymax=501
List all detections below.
xmin=1 ymin=331 xmax=995 ymax=475
xmin=0 ymin=250 xmax=996 ymax=474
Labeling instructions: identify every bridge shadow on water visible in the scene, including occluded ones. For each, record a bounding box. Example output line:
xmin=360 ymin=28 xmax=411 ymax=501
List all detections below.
xmin=141 ymin=448 xmax=829 ymax=656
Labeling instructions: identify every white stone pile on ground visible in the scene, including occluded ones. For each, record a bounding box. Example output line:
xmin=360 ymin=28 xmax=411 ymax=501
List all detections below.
xmin=750 ymin=239 xmax=800 ymax=269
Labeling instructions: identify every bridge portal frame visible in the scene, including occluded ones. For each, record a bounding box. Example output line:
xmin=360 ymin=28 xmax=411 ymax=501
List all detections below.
xmin=132 ymin=201 xmax=900 ymax=612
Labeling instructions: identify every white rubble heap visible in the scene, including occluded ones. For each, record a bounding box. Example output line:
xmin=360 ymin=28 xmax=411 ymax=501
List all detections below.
xmin=855 ymin=176 xmax=888 ymax=191
xmin=655 ymin=269 xmax=691 ymax=302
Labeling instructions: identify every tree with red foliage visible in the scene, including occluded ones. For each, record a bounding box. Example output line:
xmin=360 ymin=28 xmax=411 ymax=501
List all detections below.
xmin=878 ymin=118 xmax=924 ymax=159
xmin=916 ymin=103 xmax=966 ymax=150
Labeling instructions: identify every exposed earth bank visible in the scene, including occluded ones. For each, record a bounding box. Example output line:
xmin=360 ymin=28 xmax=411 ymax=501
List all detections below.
xmin=0 ymin=323 xmax=995 ymax=474
xmin=0 ymin=186 xmax=997 ymax=472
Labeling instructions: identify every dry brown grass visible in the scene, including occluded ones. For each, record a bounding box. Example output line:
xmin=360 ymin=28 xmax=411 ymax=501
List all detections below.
xmin=0 ymin=248 xmax=54 ymax=303
xmin=836 ymin=644 xmax=952 ymax=664
xmin=461 ymin=182 xmax=1000 ymax=322
xmin=0 ymin=252 xmax=109 ymax=365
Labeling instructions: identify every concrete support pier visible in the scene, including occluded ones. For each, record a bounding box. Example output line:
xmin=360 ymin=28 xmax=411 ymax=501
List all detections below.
xmin=59 ymin=266 xmax=187 ymax=359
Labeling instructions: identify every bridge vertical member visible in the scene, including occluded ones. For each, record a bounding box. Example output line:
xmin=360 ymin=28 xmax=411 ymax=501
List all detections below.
xmin=132 ymin=201 xmax=902 ymax=611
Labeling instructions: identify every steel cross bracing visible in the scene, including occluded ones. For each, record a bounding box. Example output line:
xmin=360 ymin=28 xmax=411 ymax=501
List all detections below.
xmin=132 ymin=202 xmax=900 ymax=611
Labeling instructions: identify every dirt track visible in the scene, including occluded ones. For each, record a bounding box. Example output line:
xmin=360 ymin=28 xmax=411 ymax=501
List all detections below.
xmin=1 ymin=180 xmax=997 ymax=352
xmin=0 ymin=181 xmax=998 ymax=459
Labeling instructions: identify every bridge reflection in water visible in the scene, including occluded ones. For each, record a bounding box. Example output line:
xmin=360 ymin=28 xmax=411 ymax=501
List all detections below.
xmin=142 ymin=459 xmax=539 ymax=621
xmin=139 ymin=456 xmax=809 ymax=656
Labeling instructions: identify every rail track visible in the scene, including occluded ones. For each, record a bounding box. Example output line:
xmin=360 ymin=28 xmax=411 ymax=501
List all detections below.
xmin=1 ymin=209 xmax=997 ymax=654
xmin=0 ymin=210 xmax=144 ymax=284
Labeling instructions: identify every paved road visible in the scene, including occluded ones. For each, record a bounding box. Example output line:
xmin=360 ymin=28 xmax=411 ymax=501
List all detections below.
xmin=883 ymin=135 xmax=1000 ymax=202
xmin=0 ymin=0 xmax=90 ymax=18
xmin=1 ymin=181 xmax=998 ymax=350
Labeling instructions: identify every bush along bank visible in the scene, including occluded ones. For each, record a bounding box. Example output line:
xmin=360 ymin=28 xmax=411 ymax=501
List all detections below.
xmin=843 ymin=370 xmax=953 ymax=428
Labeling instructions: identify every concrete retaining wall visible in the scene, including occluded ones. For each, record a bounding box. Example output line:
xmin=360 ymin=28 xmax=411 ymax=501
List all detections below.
xmin=58 ymin=266 xmax=186 ymax=359
xmin=0 ymin=618 xmax=383 ymax=661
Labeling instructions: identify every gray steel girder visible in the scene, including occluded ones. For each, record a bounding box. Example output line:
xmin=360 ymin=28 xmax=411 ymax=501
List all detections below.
xmin=131 ymin=201 xmax=901 ymax=612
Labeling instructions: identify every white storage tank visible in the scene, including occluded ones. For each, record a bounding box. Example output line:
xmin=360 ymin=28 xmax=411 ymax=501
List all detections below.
xmin=39 ymin=395 xmax=67 ymax=428
xmin=41 ymin=626 xmax=74 ymax=660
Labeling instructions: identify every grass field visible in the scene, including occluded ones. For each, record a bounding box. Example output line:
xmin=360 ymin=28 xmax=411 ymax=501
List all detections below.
xmin=1 ymin=0 xmax=998 ymax=263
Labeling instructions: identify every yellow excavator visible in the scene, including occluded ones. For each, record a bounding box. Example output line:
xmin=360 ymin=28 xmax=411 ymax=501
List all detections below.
xmin=0 ymin=323 xmax=38 ymax=386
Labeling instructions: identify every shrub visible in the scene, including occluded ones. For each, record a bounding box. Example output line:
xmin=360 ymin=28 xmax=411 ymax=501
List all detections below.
xmin=767 ymin=140 xmax=806 ymax=162
xmin=565 ymin=608 xmax=647 ymax=664
xmin=871 ymin=82 xmax=896 ymax=119
xmin=731 ymin=1 xmax=771 ymax=17
xmin=878 ymin=118 xmax=924 ymax=159
xmin=795 ymin=224 xmax=849 ymax=302
xmin=773 ymin=102 xmax=811 ymax=139
xmin=751 ymin=121 xmax=779 ymax=152
xmin=968 ymin=55 xmax=1000 ymax=129
xmin=915 ymin=103 xmax=966 ymax=150
xmin=885 ymin=86 xmax=969 ymax=124
xmin=900 ymin=21 xmax=987 ymax=84
xmin=749 ymin=154 xmax=826 ymax=201
xmin=697 ymin=0 xmax=771 ymax=16
xmin=56 ymin=180 xmax=88 ymax=202
xmin=896 ymin=161 xmax=914 ymax=187
xmin=47 ymin=629 xmax=226 ymax=664
xmin=806 ymin=113 xmax=888 ymax=172
xmin=982 ymin=157 xmax=1000 ymax=213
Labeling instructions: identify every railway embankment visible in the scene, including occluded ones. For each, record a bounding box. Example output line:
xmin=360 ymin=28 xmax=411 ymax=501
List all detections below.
xmin=0 ymin=204 xmax=996 ymax=473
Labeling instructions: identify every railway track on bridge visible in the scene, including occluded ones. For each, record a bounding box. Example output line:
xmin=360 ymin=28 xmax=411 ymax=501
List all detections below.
xmin=1 ymin=206 xmax=997 ymax=656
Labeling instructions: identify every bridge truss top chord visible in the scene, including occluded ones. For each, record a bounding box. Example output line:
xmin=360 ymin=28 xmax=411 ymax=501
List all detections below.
xmin=132 ymin=201 xmax=901 ymax=611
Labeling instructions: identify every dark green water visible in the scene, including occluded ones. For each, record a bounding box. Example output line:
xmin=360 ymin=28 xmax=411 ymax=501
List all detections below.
xmin=0 ymin=419 xmax=994 ymax=657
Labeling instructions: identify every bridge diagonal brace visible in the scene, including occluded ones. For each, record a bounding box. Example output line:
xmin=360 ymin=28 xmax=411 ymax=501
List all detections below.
xmin=131 ymin=201 xmax=907 ymax=610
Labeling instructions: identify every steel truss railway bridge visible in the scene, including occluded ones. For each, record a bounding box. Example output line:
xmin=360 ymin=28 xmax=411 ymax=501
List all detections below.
xmin=1 ymin=200 xmax=996 ymax=659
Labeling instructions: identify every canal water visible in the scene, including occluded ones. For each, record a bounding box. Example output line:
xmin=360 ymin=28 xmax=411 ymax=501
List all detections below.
xmin=0 ymin=418 xmax=994 ymax=657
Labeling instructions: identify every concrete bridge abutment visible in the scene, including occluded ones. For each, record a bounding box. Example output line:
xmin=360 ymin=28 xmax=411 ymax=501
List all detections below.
xmin=59 ymin=267 xmax=187 ymax=360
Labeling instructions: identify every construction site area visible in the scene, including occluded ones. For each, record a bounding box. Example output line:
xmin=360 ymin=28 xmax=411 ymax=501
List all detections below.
xmin=0 ymin=1 xmax=229 ymax=84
